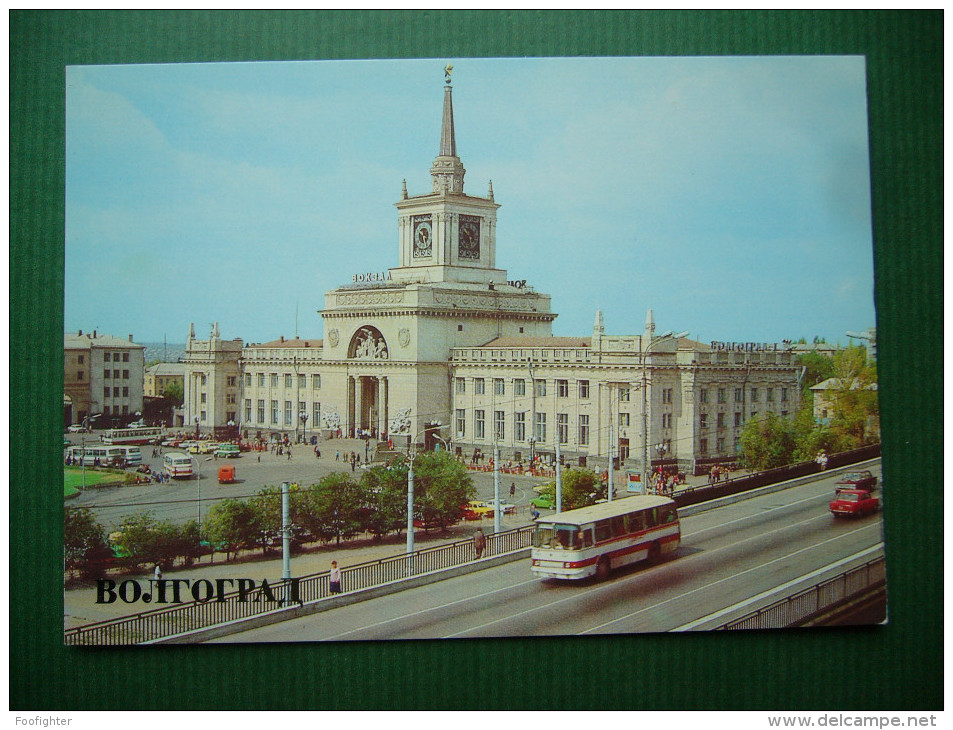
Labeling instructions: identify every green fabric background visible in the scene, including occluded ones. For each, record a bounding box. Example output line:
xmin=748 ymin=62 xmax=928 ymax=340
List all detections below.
xmin=10 ymin=10 xmax=942 ymax=710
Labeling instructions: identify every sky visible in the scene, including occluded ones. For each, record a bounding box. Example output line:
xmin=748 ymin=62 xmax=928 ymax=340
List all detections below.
xmin=65 ymin=56 xmax=876 ymax=346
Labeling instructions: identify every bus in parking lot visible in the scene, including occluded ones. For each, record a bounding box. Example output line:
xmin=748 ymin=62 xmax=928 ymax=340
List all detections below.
xmin=66 ymin=444 xmax=125 ymax=467
xmin=531 ymin=495 xmax=680 ymax=581
xmin=163 ymin=452 xmax=193 ymax=479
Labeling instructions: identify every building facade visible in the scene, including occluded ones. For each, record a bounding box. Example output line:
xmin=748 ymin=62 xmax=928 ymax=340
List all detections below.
xmin=63 ymin=330 xmax=145 ymax=428
xmin=144 ymin=362 xmax=187 ymax=398
xmin=180 ymin=74 xmax=801 ymax=469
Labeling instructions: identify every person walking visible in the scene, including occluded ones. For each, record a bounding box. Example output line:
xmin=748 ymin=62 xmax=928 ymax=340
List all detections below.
xmin=153 ymin=564 xmax=162 ymax=582
xmin=473 ymin=527 xmax=486 ymax=559
xmin=510 ymin=482 xmax=516 ymax=498
xmin=329 ymin=561 xmax=342 ymax=594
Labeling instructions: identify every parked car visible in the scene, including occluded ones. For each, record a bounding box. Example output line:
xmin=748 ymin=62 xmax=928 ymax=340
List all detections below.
xmin=216 ymin=443 xmax=241 ymax=458
xmin=835 ymin=470 xmax=877 ymax=492
xmin=530 ymin=494 xmax=555 ymax=510
xmin=829 ymin=488 xmax=880 ymax=517
xmin=67 ymin=424 xmax=87 ymax=433
xmin=466 ymin=499 xmax=516 ymax=518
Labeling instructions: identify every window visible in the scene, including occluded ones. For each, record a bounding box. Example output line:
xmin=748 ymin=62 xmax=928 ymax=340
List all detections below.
xmin=699 ymin=413 xmax=708 ymax=429
xmin=458 ymin=324 xmax=463 ymax=331
xmin=557 ymin=379 xmax=569 ymax=398
xmin=534 ymin=380 xmax=547 ymax=397
xmin=456 ymin=409 xmax=466 ymax=438
xmin=751 ymin=388 xmax=759 ymax=402
xmin=767 ymin=388 xmax=774 ymax=402
xmin=245 ymin=373 xmax=252 ymax=387
xmin=227 ymin=376 xmax=236 ymax=387
xmin=494 ymin=378 xmax=505 ymax=396
xmin=77 ymin=371 xmax=84 ymax=380
xmin=534 ymin=412 xmax=547 ymax=443
xmin=200 ymin=410 xmax=207 ymax=421
xmin=271 ymin=400 xmax=279 ymax=424
xmin=455 ymin=377 xmax=466 ymax=394
xmin=298 ymin=401 xmax=307 ymax=416
xmin=475 ymin=378 xmax=485 ymax=395
xmin=104 ymin=369 xmax=110 ymax=379
xmin=123 ymin=370 xmax=129 ymax=379
xmin=515 ymin=379 xmax=526 ymax=396
xmin=103 ymin=405 xmax=110 ymax=415
xmin=699 ymin=438 xmax=708 ymax=454
xmin=284 ymin=401 xmax=293 ymax=425
xmin=700 ymin=389 xmax=709 ymax=403
xmin=578 ymin=414 xmax=589 ymax=445
xmin=662 ymin=413 xmax=672 ymax=429
xmin=122 ymin=353 xmax=129 ymax=362
xmin=258 ymin=373 xmax=265 ymax=387
xmin=285 ymin=374 xmax=293 ymax=388
xmin=619 ymin=386 xmax=630 ymax=402
xmin=200 ymin=393 xmax=207 ymax=404
xmin=579 ymin=380 xmax=590 ymax=398
xmin=112 ymin=387 xmax=119 ymax=397
xmin=226 ymin=411 xmax=236 ymax=423
xmin=662 ymin=388 xmax=673 ymax=404
xmin=781 ymin=388 xmax=788 ymax=402
xmin=200 ymin=374 xmax=206 ymax=386
xmin=495 ymin=411 xmax=505 ymax=441
xmin=619 ymin=412 xmax=631 ymax=427
xmin=313 ymin=374 xmax=322 ymax=389
xmin=515 ymin=412 xmax=526 ymax=441
xmin=718 ymin=388 xmax=727 ymax=404
xmin=734 ymin=388 xmax=743 ymax=402
xmin=734 ymin=412 xmax=742 ymax=427
xmin=78 ymin=355 xmax=84 ymax=364
xmin=717 ymin=437 xmax=726 ymax=453
xmin=122 ymin=387 xmax=129 ymax=397
xmin=113 ymin=370 xmax=120 ymax=379
xmin=557 ymin=413 xmax=569 ymax=443
xmin=257 ymin=400 xmax=265 ymax=422
xmin=245 ymin=399 xmax=252 ymax=422
xmin=298 ymin=375 xmax=307 ymax=389
xmin=717 ymin=412 xmax=726 ymax=428
xmin=270 ymin=373 xmax=279 ymax=387
xmin=104 ymin=353 xmax=111 ymax=362
xmin=475 ymin=410 xmax=485 ymax=439
xmin=313 ymin=402 xmax=321 ymax=426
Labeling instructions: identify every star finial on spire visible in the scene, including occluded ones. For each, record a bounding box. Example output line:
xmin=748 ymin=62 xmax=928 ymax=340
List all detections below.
xmin=444 ymin=64 xmax=453 ymax=85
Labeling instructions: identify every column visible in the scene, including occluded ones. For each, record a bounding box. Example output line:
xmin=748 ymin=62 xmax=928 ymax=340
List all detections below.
xmin=354 ymin=376 xmax=364 ymax=434
xmin=347 ymin=376 xmax=355 ymax=436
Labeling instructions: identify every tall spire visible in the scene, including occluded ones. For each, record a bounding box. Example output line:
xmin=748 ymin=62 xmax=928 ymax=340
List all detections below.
xmin=431 ymin=65 xmax=466 ymax=194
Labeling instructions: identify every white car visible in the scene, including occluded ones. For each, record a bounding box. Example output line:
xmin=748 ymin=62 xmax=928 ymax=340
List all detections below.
xmin=67 ymin=424 xmax=87 ymax=433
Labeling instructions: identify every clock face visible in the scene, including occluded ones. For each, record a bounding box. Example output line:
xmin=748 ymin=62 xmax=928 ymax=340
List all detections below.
xmin=412 ymin=216 xmax=432 ymax=258
xmin=458 ymin=216 xmax=481 ymax=260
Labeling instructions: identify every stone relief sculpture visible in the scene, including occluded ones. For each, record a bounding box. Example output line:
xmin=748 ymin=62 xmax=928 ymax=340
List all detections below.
xmin=352 ymin=327 xmax=389 ymax=360
xmin=322 ymin=408 xmax=341 ymax=430
xmin=398 ymin=328 xmax=411 ymax=348
xmin=327 ymin=329 xmax=340 ymax=348
xmin=389 ymin=407 xmax=412 ymax=434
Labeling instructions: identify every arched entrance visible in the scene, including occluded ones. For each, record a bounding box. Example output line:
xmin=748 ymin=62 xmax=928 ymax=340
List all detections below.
xmin=346 ymin=327 xmax=391 ymax=438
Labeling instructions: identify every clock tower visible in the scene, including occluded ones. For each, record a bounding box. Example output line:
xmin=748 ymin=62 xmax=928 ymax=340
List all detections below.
xmin=391 ymin=70 xmax=503 ymax=287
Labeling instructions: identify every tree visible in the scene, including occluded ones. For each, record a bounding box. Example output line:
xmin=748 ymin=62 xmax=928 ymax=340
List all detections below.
xmin=410 ymin=451 xmax=475 ymax=530
xmin=248 ymin=484 xmax=310 ymax=553
xmin=64 ymin=507 xmax=110 ymax=578
xmin=827 ymin=345 xmax=879 ymax=447
xmin=112 ymin=512 xmax=163 ymax=570
xmin=359 ymin=460 xmax=410 ymax=538
xmin=796 ymin=350 xmax=836 ymax=397
xmin=299 ymin=473 xmax=364 ymax=545
xmin=739 ymin=412 xmax=799 ymax=471
xmin=162 ymin=381 xmax=184 ymax=407
xmin=534 ymin=468 xmax=604 ymax=511
xmin=203 ymin=499 xmax=261 ymax=560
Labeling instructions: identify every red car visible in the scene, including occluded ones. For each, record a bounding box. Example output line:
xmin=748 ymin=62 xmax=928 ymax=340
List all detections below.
xmin=835 ymin=470 xmax=877 ymax=492
xmin=829 ymin=488 xmax=880 ymax=517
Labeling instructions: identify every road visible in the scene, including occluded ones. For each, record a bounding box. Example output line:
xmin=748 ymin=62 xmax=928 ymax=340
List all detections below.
xmin=213 ymin=462 xmax=884 ymax=641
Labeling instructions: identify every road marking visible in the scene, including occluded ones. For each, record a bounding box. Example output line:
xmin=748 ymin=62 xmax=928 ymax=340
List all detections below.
xmin=443 ymin=515 xmax=879 ymax=638
xmin=671 ymin=543 xmax=885 ymax=631
xmin=319 ymin=577 xmax=540 ymax=641
xmin=577 ymin=522 xmax=883 ymax=635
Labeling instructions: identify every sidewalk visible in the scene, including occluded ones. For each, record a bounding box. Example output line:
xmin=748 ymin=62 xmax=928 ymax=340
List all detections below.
xmin=64 ymin=511 xmax=528 ymax=629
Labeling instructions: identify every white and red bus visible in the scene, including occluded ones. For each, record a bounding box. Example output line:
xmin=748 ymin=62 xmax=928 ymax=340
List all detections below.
xmin=163 ymin=452 xmax=193 ymax=479
xmin=531 ymin=495 xmax=680 ymax=580
xmin=101 ymin=426 xmax=162 ymax=445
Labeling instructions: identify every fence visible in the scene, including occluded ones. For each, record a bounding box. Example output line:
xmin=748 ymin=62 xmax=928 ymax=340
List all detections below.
xmin=719 ymin=555 xmax=886 ymax=630
xmin=64 ymin=524 xmax=535 ymax=646
xmin=673 ymin=443 xmax=881 ymax=508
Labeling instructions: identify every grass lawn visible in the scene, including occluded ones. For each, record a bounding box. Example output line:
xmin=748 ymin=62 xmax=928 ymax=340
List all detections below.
xmin=64 ymin=466 xmax=127 ymax=493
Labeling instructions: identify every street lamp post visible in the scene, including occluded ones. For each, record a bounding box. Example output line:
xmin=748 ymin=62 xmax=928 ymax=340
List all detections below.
xmin=641 ymin=330 xmax=688 ymax=493
xmin=194 ymin=456 xmax=213 ymax=524
xmin=405 ymin=422 xmax=443 ymax=556
xmin=299 ymin=412 xmax=308 ymax=445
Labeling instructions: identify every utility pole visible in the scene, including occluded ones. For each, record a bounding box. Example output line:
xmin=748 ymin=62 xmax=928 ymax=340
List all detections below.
xmin=281 ymin=481 xmax=291 ymax=581
xmin=555 ymin=441 xmax=562 ymax=513
xmin=608 ymin=422 xmax=614 ymax=502
xmin=493 ymin=445 xmax=501 ymax=534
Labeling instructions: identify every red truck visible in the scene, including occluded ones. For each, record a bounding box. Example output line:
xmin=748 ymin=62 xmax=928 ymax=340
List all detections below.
xmin=829 ymin=487 xmax=880 ymax=517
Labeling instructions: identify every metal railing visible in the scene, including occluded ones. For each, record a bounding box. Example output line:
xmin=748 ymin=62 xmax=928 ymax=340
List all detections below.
xmin=719 ymin=555 xmax=886 ymax=630
xmin=65 ymin=524 xmax=535 ymax=646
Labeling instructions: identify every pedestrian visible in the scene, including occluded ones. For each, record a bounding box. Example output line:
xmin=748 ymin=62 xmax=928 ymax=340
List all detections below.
xmin=329 ymin=560 xmax=342 ymax=594
xmin=473 ymin=527 xmax=486 ymax=559
xmin=335 ymin=450 xmax=340 ymax=461
xmin=153 ymin=564 xmax=162 ymax=582
xmin=257 ymin=453 xmax=261 ymax=463
xmin=287 ymin=448 xmax=292 ymax=460
xmin=531 ymin=506 xmax=540 ymax=521
xmin=509 ymin=482 xmax=516 ymax=497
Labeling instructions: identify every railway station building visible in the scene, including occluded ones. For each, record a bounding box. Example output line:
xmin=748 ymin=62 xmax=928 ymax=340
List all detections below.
xmin=181 ymin=75 xmax=801 ymax=473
